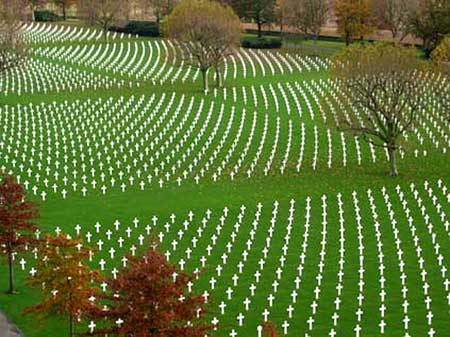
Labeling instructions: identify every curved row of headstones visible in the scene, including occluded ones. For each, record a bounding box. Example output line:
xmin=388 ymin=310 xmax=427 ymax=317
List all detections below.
xmin=15 ymin=178 xmax=449 ymax=336
xmin=1 ymin=76 xmax=448 ymax=200
xmin=32 ymin=40 xmax=329 ymax=82
xmin=19 ymin=22 xmax=132 ymax=45
xmin=1 ymin=27 xmax=330 ymax=96
xmin=0 ymin=56 xmax=136 ymax=96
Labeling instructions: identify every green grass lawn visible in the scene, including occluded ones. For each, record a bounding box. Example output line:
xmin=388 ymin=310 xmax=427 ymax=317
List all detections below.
xmin=243 ymin=32 xmax=346 ymax=57
xmin=0 ymin=22 xmax=449 ymax=337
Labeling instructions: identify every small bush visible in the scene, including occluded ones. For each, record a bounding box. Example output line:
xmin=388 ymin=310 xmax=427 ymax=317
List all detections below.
xmin=241 ymin=36 xmax=282 ymax=49
xmin=110 ymin=21 xmax=160 ymax=37
xmin=35 ymin=10 xmax=61 ymax=22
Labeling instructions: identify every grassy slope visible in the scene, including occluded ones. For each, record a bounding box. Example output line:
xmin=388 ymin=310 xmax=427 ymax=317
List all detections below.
xmin=0 ymin=28 xmax=448 ymax=337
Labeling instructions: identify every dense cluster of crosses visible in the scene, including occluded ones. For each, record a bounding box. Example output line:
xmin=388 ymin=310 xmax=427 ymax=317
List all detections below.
xmin=12 ymin=180 xmax=449 ymax=336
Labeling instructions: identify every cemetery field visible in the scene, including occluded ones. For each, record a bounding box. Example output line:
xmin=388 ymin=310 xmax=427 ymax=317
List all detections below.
xmin=0 ymin=22 xmax=449 ymax=337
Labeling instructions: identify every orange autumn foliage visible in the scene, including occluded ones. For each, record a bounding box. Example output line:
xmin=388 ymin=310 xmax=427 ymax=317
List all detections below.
xmin=84 ymin=245 xmax=212 ymax=337
xmin=24 ymin=234 xmax=100 ymax=337
xmin=0 ymin=174 xmax=40 ymax=294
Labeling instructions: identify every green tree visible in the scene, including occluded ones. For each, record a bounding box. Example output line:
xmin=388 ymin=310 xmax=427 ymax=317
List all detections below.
xmin=432 ymin=35 xmax=450 ymax=72
xmin=335 ymin=0 xmax=375 ymax=45
xmin=164 ymin=0 xmax=241 ymax=92
xmin=409 ymin=0 xmax=450 ymax=56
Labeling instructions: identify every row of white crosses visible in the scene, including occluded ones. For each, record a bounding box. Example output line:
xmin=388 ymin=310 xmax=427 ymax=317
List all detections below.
xmin=305 ymin=195 xmax=329 ymax=336
xmin=31 ymin=37 xmax=328 ymax=88
xmin=351 ymin=192 xmax=366 ymax=337
xmin=0 ymin=56 xmax=133 ymax=96
xmin=385 ymin=186 xmax=422 ymax=336
xmin=113 ymin=201 xmax=283 ymax=336
xmin=263 ymin=116 xmax=280 ymax=176
xmin=270 ymin=197 xmax=313 ymax=336
xmin=325 ymin=193 xmax=346 ymax=337
xmin=3 ymin=91 xmax=444 ymax=200
xmin=382 ymin=185 xmax=439 ymax=337
xmin=410 ymin=75 xmax=450 ymax=154
xmin=245 ymin=114 xmax=269 ymax=178
xmin=2 ymin=72 xmax=447 ymax=180
xmin=408 ymin=182 xmax=449 ymax=297
xmin=253 ymin=200 xmax=295 ymax=336
xmin=230 ymin=110 xmax=258 ymax=179
xmin=210 ymin=200 xmax=288 ymax=336
xmin=15 ymin=178 xmax=449 ymax=335
xmin=393 ymin=185 xmax=439 ymax=337
xmin=422 ymin=180 xmax=449 ymax=235
xmin=7 ymin=95 xmax=234 ymax=196
xmin=204 ymin=205 xmax=252 ymax=334
xmin=2 ymin=73 xmax=446 ymax=169
xmin=201 ymin=106 xmax=240 ymax=181
xmin=366 ymin=189 xmax=390 ymax=336
xmin=279 ymin=119 xmax=292 ymax=174
xmin=19 ymin=22 xmax=130 ymax=45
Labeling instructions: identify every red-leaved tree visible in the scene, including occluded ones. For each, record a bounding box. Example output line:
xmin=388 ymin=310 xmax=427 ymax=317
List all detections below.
xmin=24 ymin=233 xmax=100 ymax=337
xmin=84 ymin=245 xmax=212 ymax=336
xmin=262 ymin=321 xmax=279 ymax=337
xmin=0 ymin=173 xmax=39 ymax=294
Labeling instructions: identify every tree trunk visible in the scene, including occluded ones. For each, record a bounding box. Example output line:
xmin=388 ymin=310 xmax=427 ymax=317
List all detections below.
xmin=388 ymin=147 xmax=398 ymax=177
xmin=215 ymin=66 xmax=222 ymax=88
xmin=345 ymin=31 xmax=351 ymax=46
xmin=257 ymin=20 xmax=262 ymax=38
xmin=31 ymin=8 xmax=35 ymax=22
xmin=8 ymin=250 xmax=15 ymax=294
xmin=280 ymin=16 xmax=284 ymax=36
xmin=69 ymin=313 xmax=75 ymax=337
xmin=201 ymin=68 xmax=209 ymax=93
xmin=391 ymin=28 xmax=397 ymax=40
xmin=63 ymin=5 xmax=67 ymax=21
xmin=313 ymin=33 xmax=319 ymax=56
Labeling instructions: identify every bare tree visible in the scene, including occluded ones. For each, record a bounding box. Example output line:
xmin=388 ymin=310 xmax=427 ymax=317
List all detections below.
xmin=284 ymin=0 xmax=329 ymax=42
xmin=26 ymin=0 xmax=46 ymax=21
xmin=220 ymin=0 xmax=276 ymax=38
xmin=140 ymin=0 xmax=178 ymax=27
xmin=164 ymin=0 xmax=241 ymax=92
xmin=53 ymin=0 xmax=76 ymax=20
xmin=274 ymin=0 xmax=287 ymax=35
xmin=330 ymin=43 xmax=424 ymax=176
xmin=375 ymin=0 xmax=417 ymax=40
xmin=78 ymin=0 xmax=129 ymax=40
